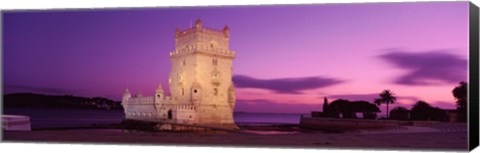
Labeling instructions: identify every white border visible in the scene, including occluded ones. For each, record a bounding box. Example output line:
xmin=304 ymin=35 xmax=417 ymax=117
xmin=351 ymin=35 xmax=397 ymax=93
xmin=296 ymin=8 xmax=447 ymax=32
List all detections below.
xmin=0 ymin=0 xmax=477 ymax=10
xmin=1 ymin=0 xmax=478 ymax=153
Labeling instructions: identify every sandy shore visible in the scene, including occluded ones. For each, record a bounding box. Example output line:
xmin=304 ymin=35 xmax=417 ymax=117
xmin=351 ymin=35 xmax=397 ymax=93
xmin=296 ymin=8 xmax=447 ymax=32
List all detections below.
xmin=2 ymin=124 xmax=468 ymax=151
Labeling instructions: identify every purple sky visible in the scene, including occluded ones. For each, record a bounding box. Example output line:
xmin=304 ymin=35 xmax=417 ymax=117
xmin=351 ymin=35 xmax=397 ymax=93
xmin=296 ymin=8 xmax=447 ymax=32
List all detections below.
xmin=3 ymin=2 xmax=469 ymax=114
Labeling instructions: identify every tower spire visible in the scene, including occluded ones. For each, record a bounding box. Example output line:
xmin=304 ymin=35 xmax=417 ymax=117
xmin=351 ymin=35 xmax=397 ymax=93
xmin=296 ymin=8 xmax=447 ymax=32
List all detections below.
xmin=195 ymin=18 xmax=202 ymax=30
xmin=223 ymin=24 xmax=230 ymax=37
xmin=124 ymin=88 xmax=130 ymax=94
xmin=156 ymin=83 xmax=164 ymax=93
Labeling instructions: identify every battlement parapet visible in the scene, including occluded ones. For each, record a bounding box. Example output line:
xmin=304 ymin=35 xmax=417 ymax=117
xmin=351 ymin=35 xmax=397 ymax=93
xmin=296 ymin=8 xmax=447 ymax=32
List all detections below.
xmin=170 ymin=48 xmax=235 ymax=58
xmin=126 ymin=96 xmax=155 ymax=104
xmin=154 ymin=96 xmax=174 ymax=105
xmin=176 ymin=27 xmax=227 ymax=38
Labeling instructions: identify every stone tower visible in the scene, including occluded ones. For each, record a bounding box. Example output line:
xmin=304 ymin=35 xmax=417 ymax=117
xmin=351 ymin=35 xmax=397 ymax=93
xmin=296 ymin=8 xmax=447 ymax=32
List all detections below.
xmin=169 ymin=19 xmax=237 ymax=128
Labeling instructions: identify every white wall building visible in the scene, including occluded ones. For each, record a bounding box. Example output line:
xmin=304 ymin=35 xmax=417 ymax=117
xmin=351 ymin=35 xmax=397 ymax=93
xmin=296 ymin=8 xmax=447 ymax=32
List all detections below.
xmin=121 ymin=19 xmax=238 ymax=129
xmin=2 ymin=115 xmax=32 ymax=131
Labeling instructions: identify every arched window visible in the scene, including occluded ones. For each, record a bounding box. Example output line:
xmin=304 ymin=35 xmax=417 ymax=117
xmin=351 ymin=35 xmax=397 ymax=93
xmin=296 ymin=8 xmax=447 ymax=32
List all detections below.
xmin=168 ymin=110 xmax=173 ymax=119
xmin=213 ymin=72 xmax=220 ymax=79
xmin=210 ymin=41 xmax=217 ymax=49
xmin=177 ymin=73 xmax=184 ymax=82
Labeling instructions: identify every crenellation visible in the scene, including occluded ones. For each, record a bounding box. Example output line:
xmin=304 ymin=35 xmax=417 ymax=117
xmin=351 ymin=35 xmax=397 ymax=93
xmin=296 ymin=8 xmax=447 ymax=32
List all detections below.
xmin=175 ymin=27 xmax=227 ymax=39
xmin=169 ymin=49 xmax=235 ymax=59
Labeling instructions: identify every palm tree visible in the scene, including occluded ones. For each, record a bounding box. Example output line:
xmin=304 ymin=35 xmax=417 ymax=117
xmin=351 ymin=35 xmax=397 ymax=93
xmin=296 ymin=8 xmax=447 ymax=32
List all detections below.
xmin=375 ymin=90 xmax=397 ymax=119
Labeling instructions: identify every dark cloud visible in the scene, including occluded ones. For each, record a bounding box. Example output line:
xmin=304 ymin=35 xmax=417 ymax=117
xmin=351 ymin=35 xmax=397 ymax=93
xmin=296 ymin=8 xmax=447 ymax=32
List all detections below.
xmin=378 ymin=49 xmax=467 ymax=85
xmin=328 ymin=93 xmax=419 ymax=102
xmin=3 ymin=84 xmax=74 ymax=95
xmin=233 ymin=75 xmax=343 ymax=94
xmin=398 ymin=96 xmax=420 ymax=102
xmin=431 ymin=101 xmax=456 ymax=109
xmin=235 ymin=99 xmax=320 ymax=114
xmin=328 ymin=93 xmax=379 ymax=101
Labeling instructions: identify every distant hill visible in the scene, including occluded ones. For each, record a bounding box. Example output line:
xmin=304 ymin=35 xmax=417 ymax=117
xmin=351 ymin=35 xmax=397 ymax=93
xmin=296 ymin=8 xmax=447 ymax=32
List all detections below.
xmin=3 ymin=93 xmax=123 ymax=110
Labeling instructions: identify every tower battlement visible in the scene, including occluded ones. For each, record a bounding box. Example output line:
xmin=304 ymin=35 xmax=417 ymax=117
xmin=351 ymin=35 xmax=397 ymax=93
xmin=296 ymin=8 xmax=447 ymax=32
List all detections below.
xmin=169 ymin=46 xmax=235 ymax=58
xmin=175 ymin=18 xmax=229 ymax=38
xmin=175 ymin=26 xmax=228 ymax=38
xmin=172 ymin=19 xmax=233 ymax=58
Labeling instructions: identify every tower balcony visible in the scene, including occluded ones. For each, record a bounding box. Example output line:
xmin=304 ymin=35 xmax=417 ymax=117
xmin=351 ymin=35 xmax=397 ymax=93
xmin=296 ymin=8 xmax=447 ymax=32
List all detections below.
xmin=170 ymin=48 xmax=235 ymax=59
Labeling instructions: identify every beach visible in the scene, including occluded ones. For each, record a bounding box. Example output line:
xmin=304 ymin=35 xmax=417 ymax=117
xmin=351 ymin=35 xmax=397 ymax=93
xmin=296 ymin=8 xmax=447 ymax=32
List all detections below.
xmin=3 ymin=124 xmax=468 ymax=151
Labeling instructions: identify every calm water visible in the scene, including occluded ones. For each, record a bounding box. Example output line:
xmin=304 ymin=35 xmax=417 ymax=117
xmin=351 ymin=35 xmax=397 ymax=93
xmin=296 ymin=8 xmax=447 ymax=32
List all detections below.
xmin=3 ymin=108 xmax=303 ymax=129
xmin=4 ymin=108 xmax=124 ymax=129
xmin=234 ymin=112 xmax=303 ymax=125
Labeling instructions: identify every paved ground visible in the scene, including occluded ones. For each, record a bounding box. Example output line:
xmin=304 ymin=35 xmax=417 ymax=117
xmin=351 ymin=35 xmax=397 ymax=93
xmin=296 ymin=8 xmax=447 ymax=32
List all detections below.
xmin=3 ymin=127 xmax=468 ymax=151
xmin=359 ymin=126 xmax=467 ymax=134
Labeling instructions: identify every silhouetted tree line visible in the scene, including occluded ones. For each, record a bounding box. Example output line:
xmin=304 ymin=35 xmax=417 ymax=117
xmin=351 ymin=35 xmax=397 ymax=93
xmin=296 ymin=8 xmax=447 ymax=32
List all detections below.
xmin=389 ymin=107 xmax=410 ymax=120
xmin=410 ymin=101 xmax=448 ymax=121
xmin=3 ymin=93 xmax=123 ymax=110
xmin=390 ymin=101 xmax=449 ymax=121
xmin=316 ymin=82 xmax=467 ymax=122
xmin=319 ymin=98 xmax=380 ymax=119
xmin=389 ymin=81 xmax=467 ymax=122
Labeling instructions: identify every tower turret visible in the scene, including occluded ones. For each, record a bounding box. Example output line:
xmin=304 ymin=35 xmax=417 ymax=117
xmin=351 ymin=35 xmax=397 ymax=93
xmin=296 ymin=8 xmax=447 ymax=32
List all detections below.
xmin=223 ymin=25 xmax=230 ymax=37
xmin=155 ymin=83 xmax=164 ymax=100
xmin=175 ymin=28 xmax=181 ymax=37
xmin=123 ymin=88 xmax=131 ymax=100
xmin=195 ymin=18 xmax=202 ymax=30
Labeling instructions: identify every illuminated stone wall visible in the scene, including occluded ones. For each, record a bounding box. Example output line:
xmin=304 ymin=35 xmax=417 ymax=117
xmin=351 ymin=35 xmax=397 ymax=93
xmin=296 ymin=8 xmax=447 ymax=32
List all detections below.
xmin=121 ymin=19 xmax=237 ymax=129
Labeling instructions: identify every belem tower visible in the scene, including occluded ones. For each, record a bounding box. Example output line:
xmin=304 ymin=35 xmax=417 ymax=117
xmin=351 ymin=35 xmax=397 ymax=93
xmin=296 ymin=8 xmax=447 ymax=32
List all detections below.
xmin=121 ymin=19 xmax=238 ymax=129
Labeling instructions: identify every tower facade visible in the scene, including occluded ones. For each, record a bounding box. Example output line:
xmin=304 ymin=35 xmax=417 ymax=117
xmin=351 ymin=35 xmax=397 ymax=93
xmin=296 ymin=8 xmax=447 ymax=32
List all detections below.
xmin=169 ymin=19 xmax=237 ymax=128
xmin=121 ymin=19 xmax=237 ymax=129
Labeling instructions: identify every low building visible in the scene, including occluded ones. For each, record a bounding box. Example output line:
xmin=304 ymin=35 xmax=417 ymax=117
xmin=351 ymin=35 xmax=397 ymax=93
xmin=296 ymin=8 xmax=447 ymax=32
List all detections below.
xmin=390 ymin=108 xmax=411 ymax=120
xmin=445 ymin=109 xmax=458 ymax=122
xmin=2 ymin=115 xmax=32 ymax=131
